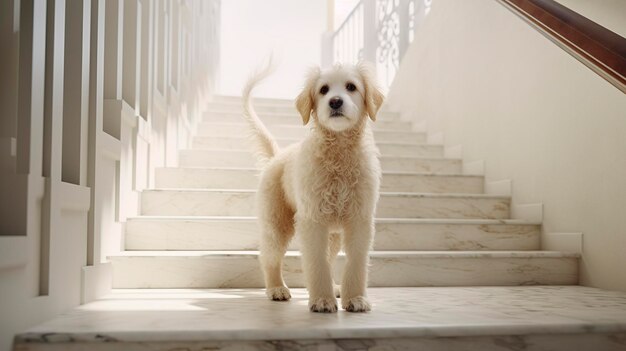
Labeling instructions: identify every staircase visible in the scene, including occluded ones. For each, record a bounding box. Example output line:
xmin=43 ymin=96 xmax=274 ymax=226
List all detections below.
xmin=15 ymin=97 xmax=626 ymax=351
xmin=110 ymin=96 xmax=578 ymax=288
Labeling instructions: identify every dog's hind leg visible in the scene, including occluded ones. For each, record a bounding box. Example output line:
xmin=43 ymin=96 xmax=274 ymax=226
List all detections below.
xmin=258 ymin=179 xmax=295 ymax=301
xmin=328 ymin=232 xmax=342 ymax=298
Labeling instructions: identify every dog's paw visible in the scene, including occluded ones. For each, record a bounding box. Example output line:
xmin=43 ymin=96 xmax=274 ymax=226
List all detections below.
xmin=342 ymin=296 xmax=371 ymax=312
xmin=266 ymin=286 xmax=291 ymax=301
xmin=309 ymin=297 xmax=338 ymax=313
xmin=333 ymin=284 xmax=341 ymax=298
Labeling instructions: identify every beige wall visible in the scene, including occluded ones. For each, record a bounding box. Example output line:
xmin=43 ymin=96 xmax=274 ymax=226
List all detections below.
xmin=387 ymin=0 xmax=626 ymax=292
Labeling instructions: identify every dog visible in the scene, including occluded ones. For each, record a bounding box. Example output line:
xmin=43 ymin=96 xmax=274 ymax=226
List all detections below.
xmin=241 ymin=62 xmax=384 ymax=313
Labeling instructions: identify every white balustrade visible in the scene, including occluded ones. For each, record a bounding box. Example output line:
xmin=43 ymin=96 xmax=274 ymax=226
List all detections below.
xmin=323 ymin=0 xmax=432 ymax=87
xmin=0 ymin=0 xmax=220 ymax=347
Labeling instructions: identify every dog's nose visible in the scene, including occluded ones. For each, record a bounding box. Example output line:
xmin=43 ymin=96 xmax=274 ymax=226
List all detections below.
xmin=329 ymin=97 xmax=343 ymax=109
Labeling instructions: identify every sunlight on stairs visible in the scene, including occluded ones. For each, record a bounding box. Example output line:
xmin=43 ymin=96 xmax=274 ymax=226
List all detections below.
xmin=15 ymin=97 xmax=626 ymax=350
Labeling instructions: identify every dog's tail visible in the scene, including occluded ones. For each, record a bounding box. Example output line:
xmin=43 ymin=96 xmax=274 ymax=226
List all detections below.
xmin=242 ymin=59 xmax=280 ymax=167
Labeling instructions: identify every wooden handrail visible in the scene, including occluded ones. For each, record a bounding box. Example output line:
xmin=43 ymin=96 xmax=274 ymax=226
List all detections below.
xmin=498 ymin=0 xmax=626 ymax=93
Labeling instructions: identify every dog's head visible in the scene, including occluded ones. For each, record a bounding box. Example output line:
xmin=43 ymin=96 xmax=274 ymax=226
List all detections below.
xmin=295 ymin=63 xmax=384 ymax=132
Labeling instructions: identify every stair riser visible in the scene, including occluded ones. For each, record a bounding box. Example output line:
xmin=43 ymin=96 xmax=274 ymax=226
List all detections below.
xmin=381 ymin=158 xmax=462 ymax=173
xmin=111 ymin=255 xmax=577 ymax=288
xmin=179 ymin=150 xmax=450 ymax=168
xmin=190 ymin=141 xmax=443 ymax=158
xmin=197 ymin=123 xmax=307 ymax=138
xmin=375 ymin=131 xmax=427 ymax=144
xmin=212 ymin=96 xmax=294 ymax=105
xmin=206 ymin=104 xmax=402 ymax=119
xmin=140 ymin=191 xmax=510 ymax=219
xmin=197 ymin=121 xmax=414 ymax=137
xmin=204 ymin=112 xmax=401 ymax=125
xmin=126 ymin=220 xmax=540 ymax=251
xmin=208 ymin=105 xmax=297 ymax=114
xmin=155 ymin=168 xmax=484 ymax=193
xmin=194 ymin=132 xmax=427 ymax=146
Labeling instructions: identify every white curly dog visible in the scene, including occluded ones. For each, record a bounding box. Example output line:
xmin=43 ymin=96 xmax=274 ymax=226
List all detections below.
xmin=242 ymin=62 xmax=384 ymax=313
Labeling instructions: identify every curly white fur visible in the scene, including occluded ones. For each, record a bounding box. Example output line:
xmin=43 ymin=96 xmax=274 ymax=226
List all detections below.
xmin=242 ymin=62 xmax=384 ymax=313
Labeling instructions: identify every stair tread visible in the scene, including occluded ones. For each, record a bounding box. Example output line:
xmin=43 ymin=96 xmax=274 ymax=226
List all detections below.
xmin=17 ymin=286 xmax=626 ymax=346
xmin=180 ymin=150 xmax=461 ymax=161
xmin=111 ymin=250 xmax=579 ymax=258
xmin=144 ymin=188 xmax=509 ymax=198
xmin=126 ymin=215 xmax=537 ymax=225
xmin=157 ymin=166 xmax=481 ymax=177
xmin=189 ymin=141 xmax=443 ymax=148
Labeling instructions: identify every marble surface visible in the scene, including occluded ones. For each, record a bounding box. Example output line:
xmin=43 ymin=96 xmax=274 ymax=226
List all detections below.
xmin=155 ymin=167 xmax=483 ymax=193
xmin=14 ymin=334 xmax=626 ymax=351
xmin=196 ymin=122 xmax=309 ymax=138
xmin=376 ymin=130 xmax=428 ymax=144
xmin=197 ymin=125 xmax=427 ymax=144
xmin=197 ymin=120 xmax=418 ymax=139
xmin=180 ymin=147 xmax=463 ymax=173
xmin=14 ymin=286 xmax=626 ymax=350
xmin=377 ymin=143 xmax=443 ymax=157
xmin=380 ymin=156 xmax=462 ymax=173
xmin=203 ymin=105 xmax=402 ymax=126
xmin=191 ymin=137 xmax=443 ymax=158
xmin=109 ymin=250 xmax=578 ymax=288
xmin=382 ymin=172 xmax=483 ymax=193
xmin=125 ymin=216 xmax=540 ymax=251
xmin=205 ymin=102 xmax=299 ymax=113
xmin=140 ymin=189 xmax=510 ymax=219
xmin=193 ymin=136 xmax=301 ymax=149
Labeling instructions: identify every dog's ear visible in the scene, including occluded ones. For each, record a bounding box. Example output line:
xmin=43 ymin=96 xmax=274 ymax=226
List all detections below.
xmin=295 ymin=67 xmax=320 ymax=125
xmin=358 ymin=62 xmax=384 ymax=121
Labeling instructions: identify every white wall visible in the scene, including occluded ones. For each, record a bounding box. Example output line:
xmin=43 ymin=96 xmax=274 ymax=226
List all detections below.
xmin=387 ymin=0 xmax=626 ymax=292
xmin=218 ymin=0 xmax=326 ymax=99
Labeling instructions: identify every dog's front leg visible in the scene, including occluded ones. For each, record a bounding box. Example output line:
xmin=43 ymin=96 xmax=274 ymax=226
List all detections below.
xmin=341 ymin=219 xmax=374 ymax=312
xmin=298 ymin=219 xmax=337 ymax=313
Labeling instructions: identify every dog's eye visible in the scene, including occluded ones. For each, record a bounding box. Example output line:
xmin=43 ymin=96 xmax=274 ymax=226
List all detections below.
xmin=346 ymin=83 xmax=356 ymax=92
xmin=320 ymin=85 xmax=329 ymax=95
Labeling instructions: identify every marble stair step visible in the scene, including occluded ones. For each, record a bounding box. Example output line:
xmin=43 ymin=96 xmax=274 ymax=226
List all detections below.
xmin=205 ymin=102 xmax=402 ymax=118
xmin=196 ymin=128 xmax=427 ymax=144
xmin=108 ymin=250 xmax=579 ymax=288
xmin=155 ymin=167 xmax=484 ymax=193
xmin=212 ymin=95 xmax=294 ymax=105
xmin=125 ymin=217 xmax=540 ymax=251
xmin=17 ymin=287 xmax=626 ymax=351
xmin=193 ymin=135 xmax=432 ymax=150
xmin=203 ymin=110 xmax=401 ymax=125
xmin=207 ymin=104 xmax=298 ymax=114
xmin=191 ymin=141 xmax=443 ymax=158
xmin=197 ymin=121 xmax=415 ymax=137
xmin=210 ymin=96 xmax=401 ymax=114
xmin=179 ymin=149 xmax=454 ymax=169
xmin=140 ymin=189 xmax=510 ymax=219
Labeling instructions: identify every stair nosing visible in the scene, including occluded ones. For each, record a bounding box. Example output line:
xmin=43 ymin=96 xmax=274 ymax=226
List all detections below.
xmin=156 ymin=166 xmax=482 ymax=178
xmin=126 ymin=216 xmax=540 ymax=225
xmin=180 ymin=149 xmax=460 ymax=161
xmin=109 ymin=250 xmax=580 ymax=258
xmin=143 ymin=188 xmax=509 ymax=199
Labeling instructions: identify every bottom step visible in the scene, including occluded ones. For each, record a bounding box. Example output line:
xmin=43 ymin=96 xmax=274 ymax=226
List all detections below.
xmin=16 ymin=287 xmax=626 ymax=351
xmin=109 ymin=251 xmax=579 ymax=288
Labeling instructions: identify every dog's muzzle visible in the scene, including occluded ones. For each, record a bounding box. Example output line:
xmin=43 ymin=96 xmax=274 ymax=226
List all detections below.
xmin=329 ymin=97 xmax=344 ymax=117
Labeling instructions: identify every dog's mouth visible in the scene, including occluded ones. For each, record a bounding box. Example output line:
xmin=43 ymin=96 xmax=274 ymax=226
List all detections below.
xmin=329 ymin=111 xmax=344 ymax=118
